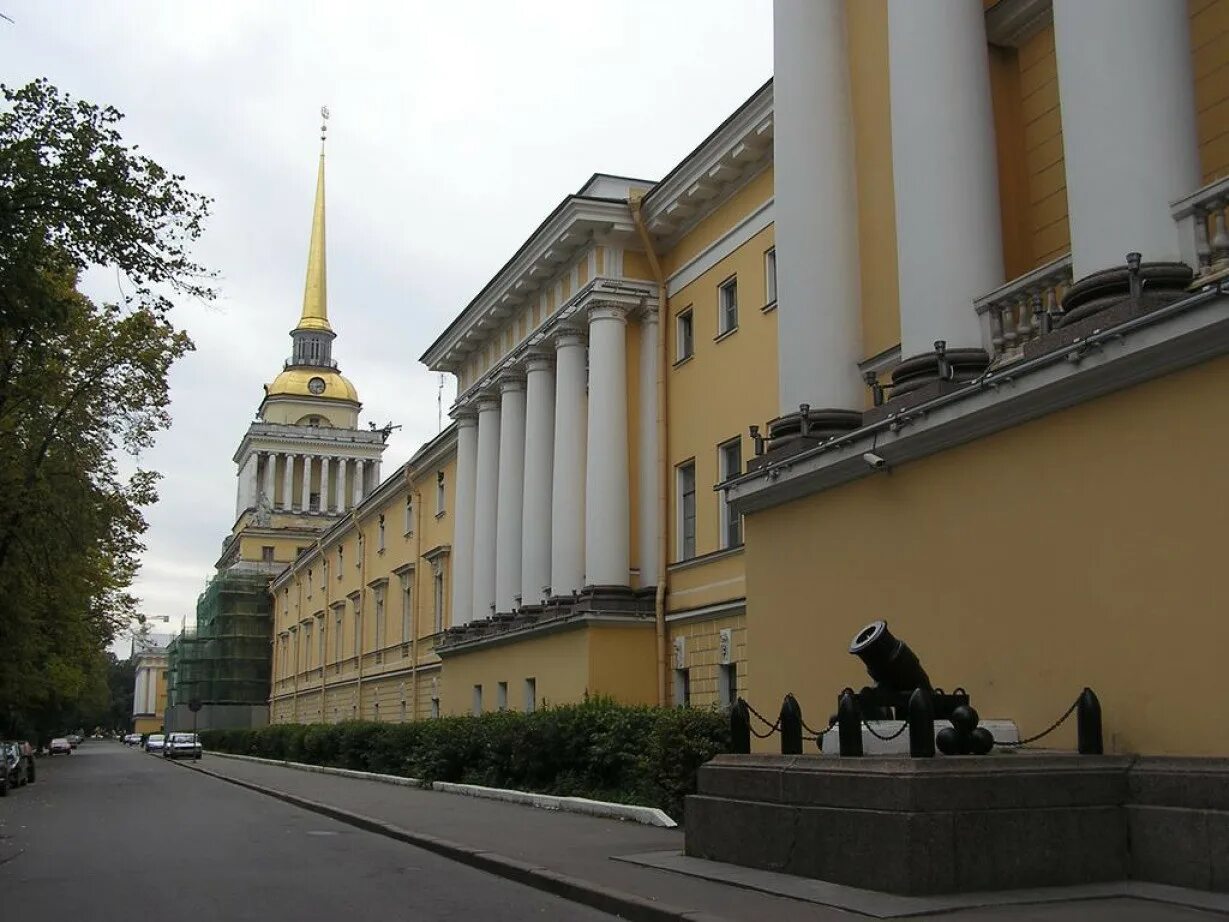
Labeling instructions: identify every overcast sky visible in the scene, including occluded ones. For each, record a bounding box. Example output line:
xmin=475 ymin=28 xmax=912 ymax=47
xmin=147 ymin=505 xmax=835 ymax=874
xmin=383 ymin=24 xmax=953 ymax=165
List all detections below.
xmin=1 ymin=1 xmax=772 ymax=641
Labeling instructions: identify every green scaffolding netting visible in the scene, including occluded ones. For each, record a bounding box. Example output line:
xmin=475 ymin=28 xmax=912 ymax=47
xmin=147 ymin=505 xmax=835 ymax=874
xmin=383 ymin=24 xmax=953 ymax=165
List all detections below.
xmin=167 ymin=571 xmax=272 ymax=707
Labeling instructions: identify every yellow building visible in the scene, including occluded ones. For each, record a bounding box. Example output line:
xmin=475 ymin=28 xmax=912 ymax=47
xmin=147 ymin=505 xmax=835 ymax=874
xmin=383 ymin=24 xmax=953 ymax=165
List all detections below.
xmin=271 ymin=0 xmax=1229 ymax=759
xmin=132 ymin=647 xmax=168 ymax=735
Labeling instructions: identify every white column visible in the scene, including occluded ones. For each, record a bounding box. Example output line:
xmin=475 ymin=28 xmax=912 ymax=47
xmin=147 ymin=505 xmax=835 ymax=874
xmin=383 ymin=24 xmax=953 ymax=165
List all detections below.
xmin=521 ymin=353 xmax=555 ymax=606
xmin=262 ymin=451 xmax=276 ymax=505
xmin=773 ymin=0 xmax=863 ymax=412
xmin=300 ymin=455 xmax=312 ymax=511
xmin=471 ymin=396 xmax=501 ymax=618
xmin=550 ymin=331 xmax=587 ymax=596
xmin=1053 ymin=0 xmax=1200 ymax=279
xmin=321 ymin=457 xmax=332 ymax=513
xmin=494 ymin=375 xmax=527 ymax=612
xmin=353 ymin=459 xmax=366 ymax=506
xmin=244 ymin=454 xmax=259 ymax=512
xmin=281 ymin=453 xmax=294 ymax=510
xmin=133 ymin=670 xmax=148 ymax=716
xmin=637 ymin=309 xmax=660 ymax=588
xmin=450 ymin=412 xmax=479 ymax=625
xmin=584 ymin=304 xmax=630 ymax=588
xmin=889 ymin=0 xmax=1003 ymax=356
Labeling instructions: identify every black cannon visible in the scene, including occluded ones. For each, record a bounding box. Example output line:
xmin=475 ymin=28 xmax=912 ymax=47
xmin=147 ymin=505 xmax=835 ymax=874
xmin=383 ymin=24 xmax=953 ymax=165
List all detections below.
xmin=840 ymin=620 xmax=991 ymax=756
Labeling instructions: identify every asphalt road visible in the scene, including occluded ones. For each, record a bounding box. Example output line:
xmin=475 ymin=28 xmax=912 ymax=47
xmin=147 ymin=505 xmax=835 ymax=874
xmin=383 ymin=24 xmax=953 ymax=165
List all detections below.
xmin=0 ymin=742 xmax=617 ymax=921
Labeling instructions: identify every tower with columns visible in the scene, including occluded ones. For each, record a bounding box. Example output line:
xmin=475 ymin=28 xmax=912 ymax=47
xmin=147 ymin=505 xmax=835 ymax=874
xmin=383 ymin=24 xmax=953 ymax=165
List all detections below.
xmin=219 ymin=127 xmax=386 ymax=575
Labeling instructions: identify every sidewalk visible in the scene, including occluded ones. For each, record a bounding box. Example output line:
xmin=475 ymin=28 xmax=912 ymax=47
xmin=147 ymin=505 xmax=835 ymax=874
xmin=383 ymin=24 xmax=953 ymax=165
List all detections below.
xmin=180 ymin=754 xmax=1228 ymax=921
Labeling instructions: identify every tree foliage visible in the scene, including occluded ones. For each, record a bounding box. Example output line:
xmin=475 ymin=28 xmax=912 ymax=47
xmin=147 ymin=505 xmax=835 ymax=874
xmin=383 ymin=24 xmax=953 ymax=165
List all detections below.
xmin=0 ymin=79 xmax=213 ymax=740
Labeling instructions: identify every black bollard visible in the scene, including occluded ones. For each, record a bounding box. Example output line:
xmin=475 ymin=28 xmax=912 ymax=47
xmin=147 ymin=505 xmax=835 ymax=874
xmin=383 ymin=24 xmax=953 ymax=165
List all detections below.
xmin=780 ymin=693 xmax=803 ymax=755
xmin=1077 ymin=687 xmax=1103 ymax=755
xmin=731 ymin=698 xmax=751 ymax=755
xmin=837 ymin=688 xmax=863 ymax=757
xmin=907 ymin=686 xmax=935 ymax=758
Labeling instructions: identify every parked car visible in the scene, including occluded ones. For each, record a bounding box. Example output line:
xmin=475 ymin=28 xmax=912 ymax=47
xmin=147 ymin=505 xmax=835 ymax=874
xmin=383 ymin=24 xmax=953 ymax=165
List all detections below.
xmin=66 ymin=734 xmax=82 ymax=749
xmin=2 ymin=742 xmax=31 ymax=790
xmin=122 ymin=733 xmax=142 ymax=746
xmin=48 ymin=737 xmax=72 ymax=755
xmin=162 ymin=733 xmax=202 ymax=760
xmin=144 ymin=734 xmax=166 ymax=754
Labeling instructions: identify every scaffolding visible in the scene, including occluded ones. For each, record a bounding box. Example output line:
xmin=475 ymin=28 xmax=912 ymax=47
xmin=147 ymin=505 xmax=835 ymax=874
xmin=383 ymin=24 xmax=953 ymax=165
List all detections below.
xmin=167 ymin=570 xmax=272 ymax=708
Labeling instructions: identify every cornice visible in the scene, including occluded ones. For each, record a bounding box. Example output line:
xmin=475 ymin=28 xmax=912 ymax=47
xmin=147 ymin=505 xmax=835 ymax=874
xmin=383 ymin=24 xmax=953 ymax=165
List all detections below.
xmin=420 ymin=196 xmax=639 ymax=372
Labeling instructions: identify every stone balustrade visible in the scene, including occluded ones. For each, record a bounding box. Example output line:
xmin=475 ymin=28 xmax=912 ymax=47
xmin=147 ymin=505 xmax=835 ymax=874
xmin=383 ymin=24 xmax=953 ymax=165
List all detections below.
xmin=975 ymin=254 xmax=1073 ymax=363
xmin=1173 ymin=175 xmax=1229 ymax=285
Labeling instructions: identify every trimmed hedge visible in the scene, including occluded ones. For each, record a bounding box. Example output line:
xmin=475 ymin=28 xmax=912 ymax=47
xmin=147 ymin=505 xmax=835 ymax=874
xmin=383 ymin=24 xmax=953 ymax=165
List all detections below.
xmin=201 ymin=699 xmax=729 ymax=821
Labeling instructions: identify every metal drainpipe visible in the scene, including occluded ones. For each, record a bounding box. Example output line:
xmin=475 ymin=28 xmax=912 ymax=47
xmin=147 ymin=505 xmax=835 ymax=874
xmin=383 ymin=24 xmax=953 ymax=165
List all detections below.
xmin=319 ymin=533 xmax=328 ymax=722
xmin=354 ymin=507 xmax=364 ymax=720
xmin=410 ymin=478 xmax=423 ymax=722
xmin=630 ymin=192 xmax=670 ymax=708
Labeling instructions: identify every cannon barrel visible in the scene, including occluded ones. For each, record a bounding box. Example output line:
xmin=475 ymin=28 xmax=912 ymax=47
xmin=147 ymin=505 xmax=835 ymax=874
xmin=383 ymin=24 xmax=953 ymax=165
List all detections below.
xmin=849 ymin=620 xmax=932 ymax=695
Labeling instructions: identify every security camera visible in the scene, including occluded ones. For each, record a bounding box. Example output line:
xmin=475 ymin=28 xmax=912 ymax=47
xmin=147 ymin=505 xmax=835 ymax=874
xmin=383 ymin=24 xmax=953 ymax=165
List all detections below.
xmin=862 ymin=452 xmax=887 ymax=470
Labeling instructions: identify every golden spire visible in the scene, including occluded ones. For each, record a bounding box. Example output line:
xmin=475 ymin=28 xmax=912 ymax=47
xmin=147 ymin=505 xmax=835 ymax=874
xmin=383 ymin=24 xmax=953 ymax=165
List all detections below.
xmin=296 ymin=106 xmax=332 ymax=334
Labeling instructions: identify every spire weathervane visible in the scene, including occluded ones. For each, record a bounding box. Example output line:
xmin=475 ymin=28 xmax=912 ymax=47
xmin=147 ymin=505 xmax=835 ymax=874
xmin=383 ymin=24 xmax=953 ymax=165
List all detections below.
xmin=320 ymin=105 xmax=329 ymax=148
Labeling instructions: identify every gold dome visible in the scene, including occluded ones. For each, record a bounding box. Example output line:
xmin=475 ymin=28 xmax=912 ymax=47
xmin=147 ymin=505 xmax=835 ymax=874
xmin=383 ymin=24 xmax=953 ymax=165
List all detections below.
xmin=266 ymin=369 xmax=359 ymax=403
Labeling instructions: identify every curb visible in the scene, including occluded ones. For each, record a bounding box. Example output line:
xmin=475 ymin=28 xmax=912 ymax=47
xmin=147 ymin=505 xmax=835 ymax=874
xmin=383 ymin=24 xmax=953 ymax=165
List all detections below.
xmin=171 ymin=759 xmax=728 ymax=922
xmin=208 ymin=751 xmax=676 ymax=827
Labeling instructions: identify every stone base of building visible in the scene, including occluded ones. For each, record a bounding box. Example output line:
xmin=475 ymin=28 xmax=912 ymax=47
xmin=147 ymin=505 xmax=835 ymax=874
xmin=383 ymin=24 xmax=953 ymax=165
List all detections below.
xmin=165 ymin=703 xmax=268 ymax=734
xmin=685 ymin=754 xmax=1229 ymax=896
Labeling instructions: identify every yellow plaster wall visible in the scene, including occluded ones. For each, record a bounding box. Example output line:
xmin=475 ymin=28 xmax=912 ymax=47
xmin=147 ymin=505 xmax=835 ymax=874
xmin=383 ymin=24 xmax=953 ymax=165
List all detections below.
xmin=623 ymin=250 xmax=654 ymax=282
xmin=439 ymin=629 xmax=590 ymax=715
xmin=586 ymin=625 xmax=658 ymax=705
xmin=847 ymin=0 xmax=900 ymax=359
xmin=667 ymin=550 xmax=746 ymax=615
xmin=661 ymin=168 xmax=774 ymax=278
xmin=133 ymin=716 xmax=163 ymax=734
xmin=744 ymin=354 xmax=1229 ymax=756
xmin=261 ymin=399 xmax=357 ymax=429
xmin=1192 ymin=0 xmax=1229 ymax=181
xmin=668 ymin=612 xmax=747 ymax=708
xmin=666 ymin=225 xmax=777 ymax=600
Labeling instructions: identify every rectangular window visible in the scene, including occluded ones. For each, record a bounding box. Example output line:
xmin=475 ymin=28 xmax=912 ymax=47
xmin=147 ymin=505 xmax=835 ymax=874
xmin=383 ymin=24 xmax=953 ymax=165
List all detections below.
xmin=305 ymin=622 xmax=313 ymax=668
xmin=431 ymin=697 xmax=440 ymax=719
xmin=377 ymin=514 xmax=385 ymax=552
xmin=718 ymin=276 xmax=738 ymax=335
xmin=352 ymin=599 xmax=360 ymax=657
xmin=718 ymin=664 xmax=737 ymax=709
xmin=261 ymin=546 xmax=275 ymax=563
xmin=404 ymin=496 xmax=414 ymax=534
xmin=677 ymin=461 xmax=697 ymax=560
xmin=401 ymin=573 xmax=413 ymax=644
xmin=307 ymin=569 xmax=313 ymax=599
xmin=718 ymin=438 xmax=743 ymax=549
xmin=675 ymin=309 xmax=694 ymax=362
xmin=334 ymin=608 xmax=343 ymax=661
xmin=524 ymin=677 xmax=537 ymax=714
xmin=472 ymin=684 xmax=483 ymax=716
xmin=373 ymin=588 xmax=384 ymax=652
xmin=436 ymin=471 xmax=446 ymax=514
xmin=317 ymin=615 xmax=325 ymax=666
xmin=433 ymin=568 xmax=444 ymax=633
xmin=673 ymin=668 xmax=691 ymax=708
xmin=497 ymin=681 xmax=508 ymax=712
xmin=764 ymin=247 xmax=777 ymax=308
xmin=337 ymin=545 xmax=343 ymax=575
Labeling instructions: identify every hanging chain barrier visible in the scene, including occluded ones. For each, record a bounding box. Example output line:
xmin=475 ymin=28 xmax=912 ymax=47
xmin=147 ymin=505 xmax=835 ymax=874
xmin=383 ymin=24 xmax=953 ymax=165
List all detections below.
xmin=730 ymin=687 xmax=1102 ymax=758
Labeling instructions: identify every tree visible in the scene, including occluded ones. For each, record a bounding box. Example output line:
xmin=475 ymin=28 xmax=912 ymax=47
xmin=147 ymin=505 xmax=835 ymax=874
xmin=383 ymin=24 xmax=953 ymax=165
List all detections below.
xmin=0 ymin=79 xmax=213 ymax=740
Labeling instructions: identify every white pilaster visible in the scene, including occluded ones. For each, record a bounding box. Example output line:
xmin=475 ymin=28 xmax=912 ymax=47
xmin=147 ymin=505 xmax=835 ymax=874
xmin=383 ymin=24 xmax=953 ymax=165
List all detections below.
xmin=550 ymin=330 xmax=587 ymax=596
xmin=281 ymin=453 xmax=294 ymax=510
xmin=584 ymin=303 xmax=630 ymax=587
xmin=300 ymin=455 xmax=312 ymax=511
xmin=353 ymin=459 xmax=366 ymax=506
xmin=637 ymin=309 xmax=660 ymax=588
xmin=889 ymin=0 xmax=1003 ymax=355
xmin=450 ymin=412 xmax=479 ymax=625
xmin=494 ymin=375 xmax=527 ymax=612
xmin=521 ymin=353 xmax=555 ymax=606
xmin=1053 ymin=0 xmax=1200 ymax=278
xmin=773 ymin=0 xmax=864 ymax=412
xmin=471 ymin=396 xmax=501 ymax=618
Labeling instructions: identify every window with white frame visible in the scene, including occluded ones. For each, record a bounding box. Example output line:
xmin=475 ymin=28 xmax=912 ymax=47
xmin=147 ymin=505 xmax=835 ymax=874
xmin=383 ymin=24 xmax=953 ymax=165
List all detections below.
xmin=317 ymin=614 xmax=325 ymax=666
xmin=307 ymin=571 xmax=313 ymax=599
xmin=718 ymin=438 xmax=743 ymax=549
xmin=472 ymin=684 xmax=483 ymax=715
xmin=524 ymin=677 xmax=537 ymax=714
xmin=337 ymin=544 xmax=343 ymax=575
xmin=377 ymin=514 xmax=385 ymax=552
xmin=676 ymin=308 xmax=694 ymax=362
xmin=497 ymin=681 xmax=508 ymax=711
xmin=436 ymin=471 xmax=446 ymax=514
xmin=400 ymin=571 xmax=413 ymax=645
xmin=334 ymin=606 xmax=343 ymax=661
xmin=404 ymin=496 xmax=413 ymax=534
xmin=356 ymin=535 xmax=362 ymax=568
xmin=719 ymin=663 xmax=738 ymax=708
xmin=352 ymin=597 xmax=361 ymax=657
xmin=718 ymin=275 xmax=738 ymax=335
xmin=433 ymin=566 xmax=445 ymax=633
xmin=764 ymin=247 xmax=777 ymax=308
xmin=431 ymin=696 xmax=440 ymax=719
xmin=305 ymin=621 xmax=313 ymax=668
xmin=673 ymin=668 xmax=691 ymax=707
xmin=373 ymin=586 xmax=384 ymax=652
xmin=677 ymin=461 xmax=697 ymax=560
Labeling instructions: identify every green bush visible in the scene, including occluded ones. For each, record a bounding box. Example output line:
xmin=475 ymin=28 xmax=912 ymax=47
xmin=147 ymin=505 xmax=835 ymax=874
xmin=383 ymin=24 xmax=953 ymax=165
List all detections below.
xmin=199 ymin=699 xmax=729 ymax=821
